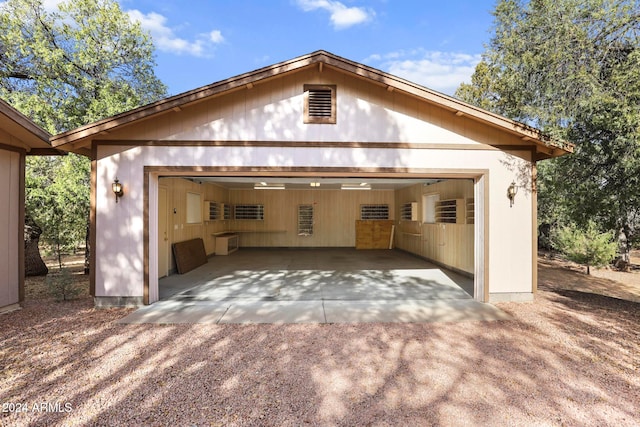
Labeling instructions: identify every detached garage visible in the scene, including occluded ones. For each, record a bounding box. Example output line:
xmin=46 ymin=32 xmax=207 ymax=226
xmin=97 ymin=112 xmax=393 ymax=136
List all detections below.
xmin=50 ymin=51 xmax=572 ymax=307
xmin=0 ymin=99 xmax=53 ymax=313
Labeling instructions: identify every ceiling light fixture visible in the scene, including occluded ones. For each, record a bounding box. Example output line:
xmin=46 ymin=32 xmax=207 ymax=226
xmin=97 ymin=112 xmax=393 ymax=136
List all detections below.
xmin=254 ymin=184 xmax=285 ymax=190
xmin=341 ymin=184 xmax=371 ymax=190
xmin=310 ymin=182 xmax=320 ymax=187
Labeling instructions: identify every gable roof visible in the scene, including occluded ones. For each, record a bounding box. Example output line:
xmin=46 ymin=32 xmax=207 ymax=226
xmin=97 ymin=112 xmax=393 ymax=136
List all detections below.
xmin=0 ymin=98 xmax=54 ymax=154
xmin=50 ymin=50 xmax=573 ymax=160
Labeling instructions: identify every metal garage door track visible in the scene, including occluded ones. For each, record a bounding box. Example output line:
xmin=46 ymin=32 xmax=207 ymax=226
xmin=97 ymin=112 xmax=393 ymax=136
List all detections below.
xmin=119 ymin=249 xmax=509 ymax=324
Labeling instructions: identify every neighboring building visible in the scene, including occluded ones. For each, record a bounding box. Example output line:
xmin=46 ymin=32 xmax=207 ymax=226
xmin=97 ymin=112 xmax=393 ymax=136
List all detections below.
xmin=50 ymin=51 xmax=573 ymax=307
xmin=0 ymin=99 xmax=53 ymax=313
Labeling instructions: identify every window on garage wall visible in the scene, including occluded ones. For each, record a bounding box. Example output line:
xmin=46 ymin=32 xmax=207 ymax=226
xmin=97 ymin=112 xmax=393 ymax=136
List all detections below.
xmin=186 ymin=192 xmax=202 ymax=224
xmin=423 ymin=193 xmax=439 ymax=224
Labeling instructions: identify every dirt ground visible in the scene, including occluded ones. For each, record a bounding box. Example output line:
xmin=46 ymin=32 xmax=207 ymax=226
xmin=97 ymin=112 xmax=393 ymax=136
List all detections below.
xmin=1 ymin=252 xmax=639 ymax=426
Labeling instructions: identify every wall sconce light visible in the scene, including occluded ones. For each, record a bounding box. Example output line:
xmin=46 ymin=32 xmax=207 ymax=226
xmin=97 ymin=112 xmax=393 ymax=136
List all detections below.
xmin=112 ymin=177 xmax=124 ymax=203
xmin=507 ymin=181 xmax=518 ymax=208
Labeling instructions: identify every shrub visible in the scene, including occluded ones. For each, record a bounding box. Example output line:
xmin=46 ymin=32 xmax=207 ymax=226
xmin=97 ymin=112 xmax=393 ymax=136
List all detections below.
xmin=47 ymin=268 xmax=82 ymax=301
xmin=552 ymin=221 xmax=618 ymax=275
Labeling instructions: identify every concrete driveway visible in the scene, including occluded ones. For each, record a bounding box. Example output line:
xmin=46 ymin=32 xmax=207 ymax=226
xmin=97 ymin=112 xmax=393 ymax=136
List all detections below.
xmin=119 ymin=249 xmax=509 ymax=324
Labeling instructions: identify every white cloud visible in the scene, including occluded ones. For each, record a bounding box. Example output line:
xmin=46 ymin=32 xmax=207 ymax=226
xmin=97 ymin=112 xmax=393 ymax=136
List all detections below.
xmin=127 ymin=9 xmax=224 ymax=57
xmin=295 ymin=0 xmax=374 ymax=29
xmin=209 ymin=30 xmax=224 ymax=44
xmin=365 ymin=50 xmax=482 ymax=95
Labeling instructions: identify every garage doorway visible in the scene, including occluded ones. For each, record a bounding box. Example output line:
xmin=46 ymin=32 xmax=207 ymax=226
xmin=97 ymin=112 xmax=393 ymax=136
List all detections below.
xmin=144 ymin=168 xmax=487 ymax=305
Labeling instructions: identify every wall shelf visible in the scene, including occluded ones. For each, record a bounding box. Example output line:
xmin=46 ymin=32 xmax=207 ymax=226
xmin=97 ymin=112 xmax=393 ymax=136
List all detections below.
xmin=435 ymin=199 xmax=465 ymax=224
xmin=204 ymin=201 xmax=219 ymax=221
xmin=466 ymin=198 xmax=475 ymax=225
xmin=360 ymin=204 xmax=390 ymax=220
xmin=234 ymin=204 xmax=264 ymax=220
xmin=400 ymin=202 xmax=418 ymax=221
xmin=298 ymin=204 xmax=314 ymax=236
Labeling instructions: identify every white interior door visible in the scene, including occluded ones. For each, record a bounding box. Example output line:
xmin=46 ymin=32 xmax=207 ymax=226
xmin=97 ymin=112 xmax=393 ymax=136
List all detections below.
xmin=158 ymin=186 xmax=169 ymax=278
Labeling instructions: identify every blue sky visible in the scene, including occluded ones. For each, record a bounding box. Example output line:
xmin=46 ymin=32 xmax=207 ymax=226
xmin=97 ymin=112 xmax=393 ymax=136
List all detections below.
xmin=60 ymin=0 xmax=498 ymax=96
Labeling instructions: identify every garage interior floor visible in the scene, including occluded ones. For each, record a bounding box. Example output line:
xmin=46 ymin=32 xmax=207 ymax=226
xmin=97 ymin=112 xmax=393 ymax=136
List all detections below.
xmin=119 ymin=248 xmax=510 ymax=324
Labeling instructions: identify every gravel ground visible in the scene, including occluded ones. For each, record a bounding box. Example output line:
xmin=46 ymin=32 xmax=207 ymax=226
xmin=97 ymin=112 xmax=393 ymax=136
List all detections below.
xmin=1 ymin=260 xmax=639 ymax=426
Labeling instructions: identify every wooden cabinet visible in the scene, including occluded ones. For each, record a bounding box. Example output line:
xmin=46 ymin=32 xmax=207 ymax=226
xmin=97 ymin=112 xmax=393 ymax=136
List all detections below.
xmin=205 ymin=201 xmax=233 ymax=221
xmin=435 ymin=199 xmax=465 ymax=224
xmin=466 ymin=198 xmax=475 ymax=225
xmin=204 ymin=201 xmax=219 ymax=221
xmin=355 ymin=220 xmax=394 ymax=249
xmin=215 ymin=233 xmax=239 ymax=255
xmin=400 ymin=202 xmax=418 ymax=221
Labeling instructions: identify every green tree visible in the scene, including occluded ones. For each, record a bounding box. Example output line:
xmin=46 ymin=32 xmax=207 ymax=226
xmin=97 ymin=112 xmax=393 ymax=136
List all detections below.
xmin=456 ymin=0 xmax=640 ymax=256
xmin=0 ymin=0 xmax=166 ymax=132
xmin=0 ymin=0 xmax=167 ymax=270
xmin=25 ymin=155 xmax=90 ymax=269
xmin=553 ymin=221 xmax=618 ymax=274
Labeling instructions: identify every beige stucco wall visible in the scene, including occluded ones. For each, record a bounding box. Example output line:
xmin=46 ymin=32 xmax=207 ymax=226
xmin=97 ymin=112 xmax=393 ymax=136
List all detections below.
xmin=0 ymin=149 xmax=21 ymax=311
xmin=94 ymin=68 xmax=535 ymax=304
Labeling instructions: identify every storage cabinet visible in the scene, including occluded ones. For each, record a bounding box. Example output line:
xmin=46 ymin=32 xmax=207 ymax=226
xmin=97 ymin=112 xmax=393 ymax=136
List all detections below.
xmin=360 ymin=204 xmax=389 ymax=220
xmin=435 ymin=199 xmax=465 ymax=224
xmin=355 ymin=220 xmax=394 ymax=249
xmin=466 ymin=198 xmax=475 ymax=225
xmin=298 ymin=205 xmax=314 ymax=236
xmin=400 ymin=202 xmax=418 ymax=221
xmin=221 ymin=203 xmax=232 ymax=220
xmin=205 ymin=201 xmax=233 ymax=221
xmin=215 ymin=233 xmax=239 ymax=255
xmin=204 ymin=201 xmax=219 ymax=221
xmin=235 ymin=204 xmax=264 ymax=220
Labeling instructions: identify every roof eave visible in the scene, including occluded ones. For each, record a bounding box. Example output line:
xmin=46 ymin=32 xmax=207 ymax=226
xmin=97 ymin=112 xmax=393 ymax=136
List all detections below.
xmin=50 ymin=50 xmax=574 ymax=158
xmin=0 ymin=98 xmax=52 ymax=150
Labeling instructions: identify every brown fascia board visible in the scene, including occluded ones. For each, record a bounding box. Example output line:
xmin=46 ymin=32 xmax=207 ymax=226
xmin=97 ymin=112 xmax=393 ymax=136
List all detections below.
xmin=50 ymin=52 xmax=323 ymax=148
xmin=317 ymin=52 xmax=574 ymax=156
xmin=0 ymin=98 xmax=51 ymax=149
xmin=50 ymin=50 xmax=574 ymax=157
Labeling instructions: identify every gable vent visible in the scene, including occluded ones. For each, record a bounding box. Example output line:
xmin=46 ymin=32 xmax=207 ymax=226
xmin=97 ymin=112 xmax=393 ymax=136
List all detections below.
xmin=308 ymin=89 xmax=332 ymax=117
xmin=304 ymin=84 xmax=336 ymax=124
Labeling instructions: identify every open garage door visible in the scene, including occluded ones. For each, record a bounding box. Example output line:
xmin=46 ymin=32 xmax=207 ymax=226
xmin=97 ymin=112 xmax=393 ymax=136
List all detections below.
xmin=145 ymin=172 xmax=485 ymax=304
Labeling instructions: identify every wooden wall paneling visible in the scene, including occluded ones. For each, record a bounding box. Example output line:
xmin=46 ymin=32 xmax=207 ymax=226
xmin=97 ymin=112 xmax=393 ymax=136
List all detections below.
xmin=204 ymin=182 xmax=230 ymax=254
xmin=160 ymin=178 xmax=205 ymax=268
xmin=394 ymin=179 xmax=474 ymax=274
xmin=228 ymin=188 xmax=394 ymax=247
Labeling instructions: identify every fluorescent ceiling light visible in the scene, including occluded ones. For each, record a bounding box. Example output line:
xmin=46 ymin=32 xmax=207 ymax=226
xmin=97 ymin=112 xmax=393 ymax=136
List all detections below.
xmin=341 ymin=184 xmax=371 ymax=190
xmin=254 ymin=184 xmax=285 ymax=190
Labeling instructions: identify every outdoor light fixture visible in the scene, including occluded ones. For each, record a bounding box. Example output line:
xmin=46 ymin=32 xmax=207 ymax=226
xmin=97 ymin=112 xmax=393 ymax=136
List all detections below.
xmin=507 ymin=181 xmax=518 ymax=207
xmin=112 ymin=178 xmax=124 ymax=203
xmin=310 ymin=182 xmax=320 ymax=187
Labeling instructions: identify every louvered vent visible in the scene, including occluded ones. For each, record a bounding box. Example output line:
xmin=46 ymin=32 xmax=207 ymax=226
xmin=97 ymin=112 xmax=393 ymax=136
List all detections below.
xmin=308 ymin=89 xmax=332 ymax=118
xmin=304 ymin=84 xmax=336 ymax=124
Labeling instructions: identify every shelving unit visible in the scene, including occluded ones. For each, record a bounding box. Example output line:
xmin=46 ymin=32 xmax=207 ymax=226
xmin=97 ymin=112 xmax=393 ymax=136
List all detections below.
xmin=234 ymin=204 xmax=264 ymax=220
xmin=222 ymin=203 xmax=232 ymax=220
xmin=298 ymin=204 xmax=314 ymax=236
xmin=400 ymin=202 xmax=418 ymax=221
xmin=360 ymin=204 xmax=389 ymax=220
xmin=466 ymin=198 xmax=475 ymax=224
xmin=204 ymin=201 xmax=219 ymax=221
xmin=435 ymin=199 xmax=465 ymax=224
